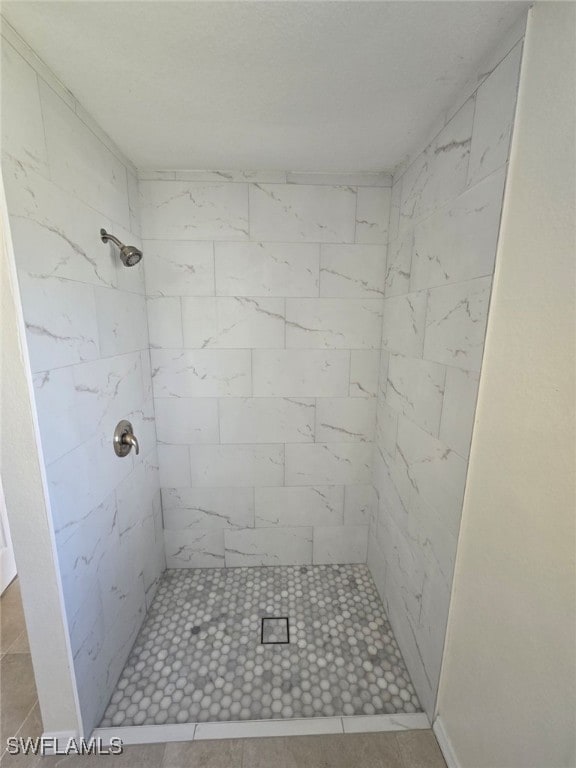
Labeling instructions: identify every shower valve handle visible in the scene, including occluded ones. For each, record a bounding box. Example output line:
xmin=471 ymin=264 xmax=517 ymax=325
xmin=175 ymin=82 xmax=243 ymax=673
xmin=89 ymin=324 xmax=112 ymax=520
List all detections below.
xmin=122 ymin=432 xmax=140 ymax=455
xmin=113 ymin=420 xmax=140 ymax=457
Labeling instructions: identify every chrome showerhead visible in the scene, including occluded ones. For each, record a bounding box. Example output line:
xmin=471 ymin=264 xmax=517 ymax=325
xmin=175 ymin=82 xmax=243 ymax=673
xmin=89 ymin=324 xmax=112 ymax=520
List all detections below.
xmin=100 ymin=228 xmax=143 ymax=267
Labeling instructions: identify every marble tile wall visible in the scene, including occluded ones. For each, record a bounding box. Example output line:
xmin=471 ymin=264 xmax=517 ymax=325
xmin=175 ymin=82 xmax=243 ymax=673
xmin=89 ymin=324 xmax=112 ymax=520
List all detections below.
xmin=1 ymin=35 xmax=164 ymax=733
xmin=140 ymin=173 xmax=391 ymax=569
xmin=368 ymin=41 xmax=523 ymax=717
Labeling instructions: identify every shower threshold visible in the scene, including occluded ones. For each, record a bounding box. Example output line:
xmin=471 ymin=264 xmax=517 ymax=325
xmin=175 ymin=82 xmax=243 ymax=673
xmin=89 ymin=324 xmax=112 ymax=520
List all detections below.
xmin=97 ymin=564 xmax=426 ymax=743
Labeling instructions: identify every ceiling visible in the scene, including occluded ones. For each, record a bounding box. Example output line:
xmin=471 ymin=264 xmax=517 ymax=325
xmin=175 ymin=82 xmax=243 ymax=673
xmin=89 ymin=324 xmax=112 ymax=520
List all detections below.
xmin=1 ymin=1 xmax=528 ymax=172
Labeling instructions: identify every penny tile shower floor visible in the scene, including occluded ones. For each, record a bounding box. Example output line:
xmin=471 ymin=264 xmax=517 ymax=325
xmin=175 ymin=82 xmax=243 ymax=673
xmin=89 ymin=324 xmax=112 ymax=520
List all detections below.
xmin=100 ymin=565 xmax=421 ymax=727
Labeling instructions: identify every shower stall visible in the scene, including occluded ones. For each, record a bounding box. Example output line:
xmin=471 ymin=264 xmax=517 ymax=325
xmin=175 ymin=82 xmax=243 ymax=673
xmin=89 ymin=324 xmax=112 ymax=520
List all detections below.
xmin=0 ymin=3 xmax=527 ymax=746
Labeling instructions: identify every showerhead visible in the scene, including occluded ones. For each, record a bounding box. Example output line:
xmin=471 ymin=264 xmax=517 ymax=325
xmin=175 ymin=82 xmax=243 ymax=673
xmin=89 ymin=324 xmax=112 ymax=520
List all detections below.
xmin=100 ymin=229 xmax=143 ymax=267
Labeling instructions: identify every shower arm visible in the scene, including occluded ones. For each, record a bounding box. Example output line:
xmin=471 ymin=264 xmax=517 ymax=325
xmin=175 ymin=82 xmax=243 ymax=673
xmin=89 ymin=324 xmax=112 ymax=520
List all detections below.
xmin=100 ymin=229 xmax=122 ymax=248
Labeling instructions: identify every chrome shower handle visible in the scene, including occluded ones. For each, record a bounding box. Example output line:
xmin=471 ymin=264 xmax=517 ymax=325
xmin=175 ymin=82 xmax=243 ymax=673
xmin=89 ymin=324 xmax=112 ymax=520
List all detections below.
xmin=122 ymin=432 xmax=139 ymax=455
xmin=113 ymin=420 xmax=139 ymax=457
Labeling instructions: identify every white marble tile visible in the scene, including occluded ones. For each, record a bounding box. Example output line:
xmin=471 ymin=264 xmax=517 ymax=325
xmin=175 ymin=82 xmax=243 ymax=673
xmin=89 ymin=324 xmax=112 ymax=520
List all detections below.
xmin=320 ymin=245 xmax=386 ymax=298
xmin=286 ymin=298 xmax=382 ymax=349
xmin=439 ymin=366 xmax=480 ymax=459
xmin=249 ymin=183 xmax=356 ymax=243
xmin=139 ymin=180 xmax=249 ymax=240
xmin=47 ymin=429 xmax=134 ymax=533
xmin=375 ymin=399 xmax=399 ymax=460
xmin=255 ymin=486 xmax=344 ymax=527
xmin=372 ymin=451 xmax=409 ymax=527
xmin=157 ymin=444 xmax=191 ymax=487
xmin=182 ymin=296 xmax=285 ymax=349
xmin=388 ymin=177 xmax=402 ymax=244
xmin=219 ymin=397 xmax=315 ymax=443
xmin=396 ymin=416 xmax=467 ymax=525
xmin=378 ymin=351 xmax=389 ymax=399
xmin=33 ymin=366 xmax=82 ymax=466
xmin=164 ymin=529 xmax=225 ymax=567
xmin=377 ymin=513 xmax=424 ymax=610
xmin=147 ymin=297 xmax=183 ymax=349
xmin=468 ymin=42 xmax=522 ymax=186
xmin=409 ymin=490 xmax=458 ymax=586
xmin=285 ymin=443 xmax=373 ymax=486
xmin=253 ymin=349 xmax=349 ymax=397
xmin=382 ymin=291 xmax=427 ymax=357
xmin=355 ymin=187 xmax=391 ymax=244
xmin=343 ymin=485 xmax=376 ymax=526
xmin=411 ymin=168 xmax=506 ymax=291
xmin=341 ymin=713 xmax=430 ymax=733
xmin=18 ymin=274 xmax=99 ymax=372
xmin=189 ymin=444 xmax=284 ymax=487
xmin=399 ymin=97 xmax=474 ymax=228
xmin=385 ymin=232 xmax=413 ymax=297
xmin=56 ymin=493 xmax=117 ymax=621
xmin=313 ymin=525 xmax=368 ymax=564
xmin=95 ymin=287 xmax=148 ymax=356
xmin=115 ymin=454 xmax=158 ymax=550
xmin=315 ymin=398 xmax=376 ymax=442
xmin=173 ymin=169 xmax=287 ymax=183
xmin=386 ymin=355 xmax=446 ymax=437
xmin=3 ymin=158 xmax=119 ymax=289
xmin=375 ymin=398 xmax=398 ymax=458
xmin=424 ymin=276 xmax=492 ymax=371
xmin=1 ymin=42 xmax=48 ymax=175
xmin=224 ymin=527 xmax=313 ymax=566
xmin=194 ymin=717 xmax=343 ymax=740
xmin=154 ymin=397 xmax=219 ymax=444
xmin=349 ymin=350 xmax=380 ymax=398
xmin=39 ymin=80 xmax=130 ymax=228
xmin=215 ymin=242 xmax=319 ymax=297
xmin=72 ymin=352 xmax=144 ymax=437
xmin=127 ymin=169 xmax=141 ymax=238
xmin=162 ymin=487 xmax=254 ymax=530
xmin=286 ymin=171 xmax=391 ymax=187
xmin=151 ymin=349 xmax=251 ymax=397
xmin=143 ymin=240 xmax=215 ymax=297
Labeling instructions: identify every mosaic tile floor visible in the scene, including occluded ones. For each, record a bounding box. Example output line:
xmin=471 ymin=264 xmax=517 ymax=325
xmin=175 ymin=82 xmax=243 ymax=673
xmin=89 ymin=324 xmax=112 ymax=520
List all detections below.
xmin=100 ymin=565 xmax=421 ymax=727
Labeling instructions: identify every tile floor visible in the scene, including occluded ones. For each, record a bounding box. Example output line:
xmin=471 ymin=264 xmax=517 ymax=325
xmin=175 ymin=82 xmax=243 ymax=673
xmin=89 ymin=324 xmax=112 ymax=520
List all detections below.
xmin=0 ymin=577 xmax=447 ymax=767
xmin=102 ymin=564 xmax=421 ymax=727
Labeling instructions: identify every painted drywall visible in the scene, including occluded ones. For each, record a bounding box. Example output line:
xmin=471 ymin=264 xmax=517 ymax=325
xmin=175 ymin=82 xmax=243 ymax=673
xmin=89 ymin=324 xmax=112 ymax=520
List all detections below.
xmin=367 ymin=29 xmax=525 ymax=716
xmin=141 ymin=171 xmax=391 ymax=567
xmin=435 ymin=4 xmax=576 ymax=767
xmin=1 ymin=3 xmax=529 ymax=171
xmin=0 ymin=181 xmax=80 ymax=735
xmin=0 ymin=27 xmax=164 ymax=733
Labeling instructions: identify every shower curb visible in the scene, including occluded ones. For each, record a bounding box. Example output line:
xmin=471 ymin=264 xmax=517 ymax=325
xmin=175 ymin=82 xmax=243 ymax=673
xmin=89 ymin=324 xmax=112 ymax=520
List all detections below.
xmin=91 ymin=712 xmax=430 ymax=745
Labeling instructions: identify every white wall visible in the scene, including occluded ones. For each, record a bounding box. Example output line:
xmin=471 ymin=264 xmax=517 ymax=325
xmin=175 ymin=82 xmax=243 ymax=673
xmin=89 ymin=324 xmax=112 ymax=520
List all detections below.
xmin=435 ymin=4 xmax=576 ymax=767
xmin=368 ymin=26 xmax=525 ymax=716
xmin=1 ymin=23 xmax=164 ymax=733
xmin=142 ymin=171 xmax=391 ymax=568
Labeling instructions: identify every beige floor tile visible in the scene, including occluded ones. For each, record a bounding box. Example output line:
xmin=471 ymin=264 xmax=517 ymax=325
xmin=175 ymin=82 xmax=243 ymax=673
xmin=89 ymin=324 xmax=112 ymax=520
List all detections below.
xmin=0 ymin=582 xmax=27 ymax=656
xmin=396 ymin=731 xmax=447 ymax=768
xmin=163 ymin=739 xmax=243 ymax=768
xmin=241 ymin=732 xmax=404 ymax=768
xmin=0 ymin=655 xmax=38 ymax=751
xmin=41 ymin=744 xmax=166 ymax=768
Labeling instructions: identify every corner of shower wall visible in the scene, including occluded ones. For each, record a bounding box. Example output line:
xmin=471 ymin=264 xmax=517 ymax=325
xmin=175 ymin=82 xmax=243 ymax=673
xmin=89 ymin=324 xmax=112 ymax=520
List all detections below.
xmin=1 ymin=21 xmax=163 ymax=733
xmin=367 ymin=22 xmax=527 ymax=717
xmin=138 ymin=168 xmax=392 ymax=569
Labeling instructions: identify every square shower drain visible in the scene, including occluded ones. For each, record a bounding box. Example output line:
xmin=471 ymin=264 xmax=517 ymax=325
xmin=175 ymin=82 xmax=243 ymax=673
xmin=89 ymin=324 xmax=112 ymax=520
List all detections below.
xmin=261 ymin=616 xmax=290 ymax=644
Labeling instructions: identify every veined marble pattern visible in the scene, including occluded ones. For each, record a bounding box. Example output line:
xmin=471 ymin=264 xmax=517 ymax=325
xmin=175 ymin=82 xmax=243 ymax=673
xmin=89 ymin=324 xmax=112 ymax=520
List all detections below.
xmin=100 ymin=565 xmax=421 ymax=727
xmin=369 ymin=40 xmax=523 ymax=719
xmin=2 ymin=39 xmax=163 ymax=735
xmin=140 ymin=174 xmax=389 ymax=571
